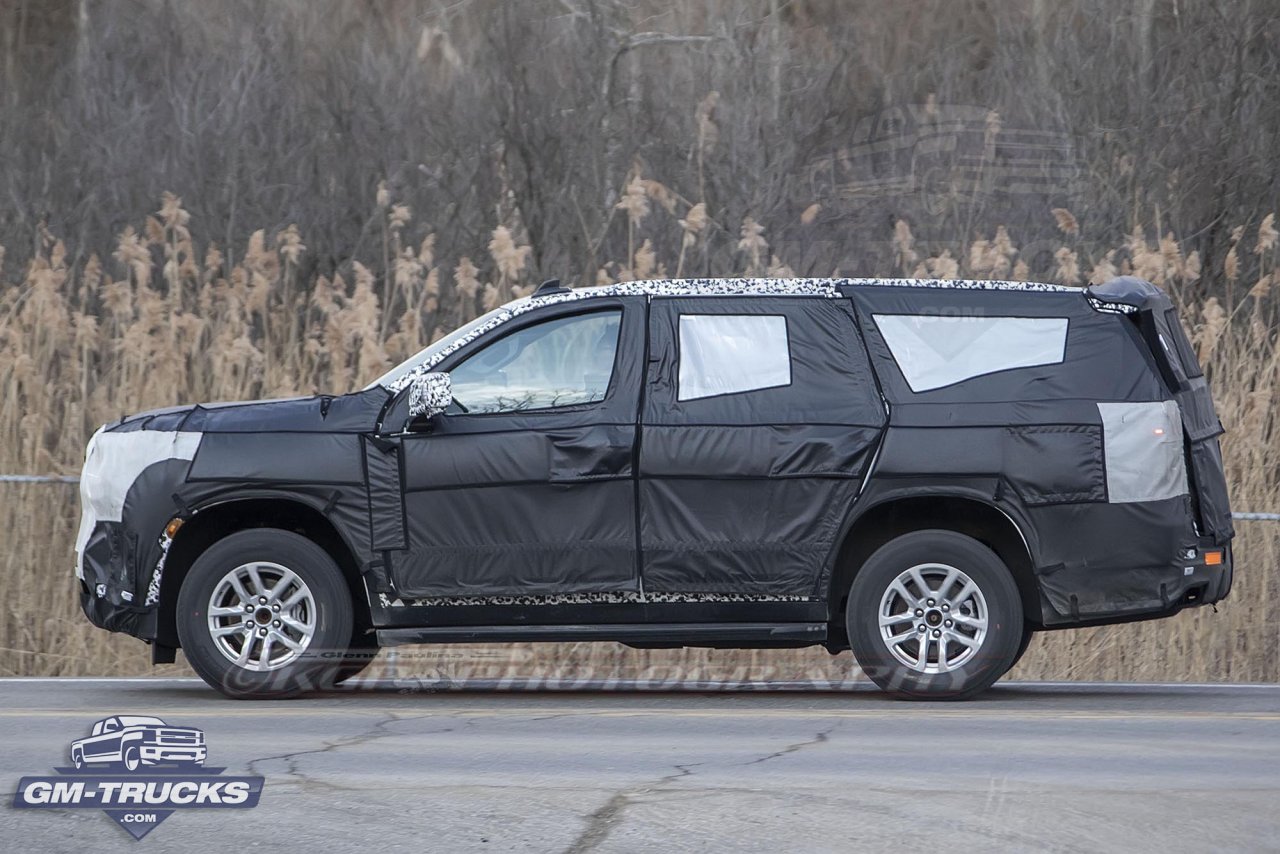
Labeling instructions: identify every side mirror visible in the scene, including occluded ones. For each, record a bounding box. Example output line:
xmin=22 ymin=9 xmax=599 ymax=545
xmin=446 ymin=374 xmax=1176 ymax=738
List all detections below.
xmin=407 ymin=372 xmax=453 ymax=419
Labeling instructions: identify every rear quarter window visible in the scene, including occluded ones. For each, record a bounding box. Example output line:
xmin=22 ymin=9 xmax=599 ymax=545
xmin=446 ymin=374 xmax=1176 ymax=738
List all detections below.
xmin=872 ymin=313 xmax=1069 ymax=392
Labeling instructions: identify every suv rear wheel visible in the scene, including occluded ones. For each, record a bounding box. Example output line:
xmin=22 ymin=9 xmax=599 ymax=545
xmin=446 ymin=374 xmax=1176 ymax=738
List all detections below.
xmin=177 ymin=529 xmax=354 ymax=699
xmin=846 ymin=530 xmax=1022 ymax=700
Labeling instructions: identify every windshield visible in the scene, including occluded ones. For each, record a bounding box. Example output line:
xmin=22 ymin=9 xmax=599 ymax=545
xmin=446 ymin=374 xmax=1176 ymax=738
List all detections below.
xmin=367 ymin=306 xmax=510 ymax=390
xmin=117 ymin=716 xmax=166 ymax=727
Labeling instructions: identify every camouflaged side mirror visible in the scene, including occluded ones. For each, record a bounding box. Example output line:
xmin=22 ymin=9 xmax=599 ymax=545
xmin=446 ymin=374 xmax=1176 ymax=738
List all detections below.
xmin=407 ymin=372 xmax=453 ymax=419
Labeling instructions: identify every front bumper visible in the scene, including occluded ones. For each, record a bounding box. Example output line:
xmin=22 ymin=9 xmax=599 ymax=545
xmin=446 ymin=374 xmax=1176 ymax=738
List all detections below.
xmin=75 ymin=428 xmax=202 ymax=643
xmin=78 ymin=519 xmax=162 ymax=642
xmin=80 ymin=578 xmax=158 ymax=641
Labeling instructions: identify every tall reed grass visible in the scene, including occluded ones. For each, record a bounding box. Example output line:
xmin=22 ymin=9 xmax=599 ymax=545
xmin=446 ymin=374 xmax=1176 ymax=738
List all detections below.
xmin=1 ymin=183 xmax=1276 ymax=682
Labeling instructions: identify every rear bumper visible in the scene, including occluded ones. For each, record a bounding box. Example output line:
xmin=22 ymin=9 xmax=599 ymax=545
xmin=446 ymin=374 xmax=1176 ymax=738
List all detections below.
xmin=1037 ymin=539 xmax=1232 ymax=628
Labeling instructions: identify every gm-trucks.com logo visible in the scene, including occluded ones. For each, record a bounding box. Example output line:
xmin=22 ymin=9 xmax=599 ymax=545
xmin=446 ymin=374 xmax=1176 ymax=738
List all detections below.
xmin=12 ymin=715 xmax=264 ymax=839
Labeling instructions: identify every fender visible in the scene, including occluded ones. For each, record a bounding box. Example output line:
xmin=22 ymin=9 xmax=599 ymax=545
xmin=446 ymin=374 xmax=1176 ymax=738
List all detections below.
xmin=821 ymin=476 xmax=1043 ymax=624
xmin=156 ymin=487 xmax=373 ymax=647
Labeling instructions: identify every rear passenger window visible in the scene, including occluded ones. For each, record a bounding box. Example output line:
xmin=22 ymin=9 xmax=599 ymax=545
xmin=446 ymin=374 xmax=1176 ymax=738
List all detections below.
xmin=873 ymin=314 xmax=1068 ymax=392
xmin=678 ymin=314 xmax=791 ymax=401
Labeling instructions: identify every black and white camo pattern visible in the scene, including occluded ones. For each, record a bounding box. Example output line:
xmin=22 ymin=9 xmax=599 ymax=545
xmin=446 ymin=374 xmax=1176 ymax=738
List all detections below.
xmin=1087 ymin=296 xmax=1139 ymax=315
xmin=144 ymin=531 xmax=175 ymax=607
xmin=407 ymin=370 xmax=454 ymax=418
xmin=379 ymin=591 xmax=815 ymax=607
xmin=859 ymin=277 xmax=1075 ymax=293
xmin=385 ymin=276 xmax=1081 ymax=392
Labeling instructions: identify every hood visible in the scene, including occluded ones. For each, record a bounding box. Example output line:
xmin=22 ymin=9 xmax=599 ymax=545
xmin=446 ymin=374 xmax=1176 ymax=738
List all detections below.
xmin=106 ymin=388 xmax=390 ymax=435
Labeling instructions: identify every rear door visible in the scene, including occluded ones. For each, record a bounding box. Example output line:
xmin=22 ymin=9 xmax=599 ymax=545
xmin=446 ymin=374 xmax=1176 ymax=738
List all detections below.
xmin=1086 ymin=279 xmax=1233 ymax=545
xmin=1147 ymin=304 xmax=1234 ymax=544
xmin=638 ymin=296 xmax=886 ymax=599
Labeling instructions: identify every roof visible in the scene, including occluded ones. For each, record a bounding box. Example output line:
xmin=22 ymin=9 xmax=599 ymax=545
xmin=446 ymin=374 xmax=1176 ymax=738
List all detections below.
xmin=528 ymin=277 xmax=1077 ymax=306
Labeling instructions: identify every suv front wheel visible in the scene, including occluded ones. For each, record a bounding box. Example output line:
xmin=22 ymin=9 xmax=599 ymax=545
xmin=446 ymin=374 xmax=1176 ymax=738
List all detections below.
xmin=846 ymin=530 xmax=1022 ymax=700
xmin=177 ymin=529 xmax=354 ymax=699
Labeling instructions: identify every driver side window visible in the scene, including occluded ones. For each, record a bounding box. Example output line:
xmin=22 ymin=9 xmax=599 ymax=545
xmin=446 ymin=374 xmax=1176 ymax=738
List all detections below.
xmin=449 ymin=310 xmax=622 ymax=414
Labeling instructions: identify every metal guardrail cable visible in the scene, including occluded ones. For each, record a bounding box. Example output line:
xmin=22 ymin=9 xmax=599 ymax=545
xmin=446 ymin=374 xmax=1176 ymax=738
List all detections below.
xmin=2 ymin=473 xmax=1279 ymax=520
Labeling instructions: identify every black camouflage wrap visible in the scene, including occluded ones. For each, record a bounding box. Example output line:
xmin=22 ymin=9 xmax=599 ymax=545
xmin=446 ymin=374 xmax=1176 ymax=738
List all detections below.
xmin=76 ymin=276 xmax=1233 ymax=649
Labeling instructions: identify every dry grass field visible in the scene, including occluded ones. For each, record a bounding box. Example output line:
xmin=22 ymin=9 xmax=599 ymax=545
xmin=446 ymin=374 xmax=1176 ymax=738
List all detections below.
xmin=1 ymin=186 xmax=1276 ymax=682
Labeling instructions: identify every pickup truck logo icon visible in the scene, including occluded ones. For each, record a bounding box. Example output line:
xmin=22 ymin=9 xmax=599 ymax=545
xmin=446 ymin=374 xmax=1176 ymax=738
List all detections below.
xmin=12 ymin=715 xmax=262 ymax=840
xmin=70 ymin=715 xmax=207 ymax=771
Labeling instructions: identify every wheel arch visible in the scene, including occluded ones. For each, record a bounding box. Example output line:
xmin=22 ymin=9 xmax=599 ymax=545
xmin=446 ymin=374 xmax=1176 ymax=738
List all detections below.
xmin=825 ymin=492 xmax=1041 ymax=647
xmin=156 ymin=496 xmax=369 ymax=648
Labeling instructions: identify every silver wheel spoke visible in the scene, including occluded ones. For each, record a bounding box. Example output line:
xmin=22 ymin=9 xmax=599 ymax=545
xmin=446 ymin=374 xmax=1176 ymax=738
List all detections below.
xmin=279 ymin=613 xmax=311 ymax=634
xmin=887 ymin=579 xmax=914 ymax=606
xmin=211 ymin=623 xmax=247 ymax=638
xmin=280 ymin=588 xmax=309 ymax=609
xmin=951 ymin=613 xmax=987 ymax=631
xmin=936 ymin=567 xmax=961 ymax=600
xmin=936 ymin=635 xmax=950 ymax=671
xmin=879 ymin=611 xmax=914 ymax=627
xmin=209 ymin=605 xmax=246 ymax=618
xmin=915 ymin=634 xmax=931 ymax=668
xmin=887 ymin=628 xmax=917 ymax=644
xmin=953 ymin=581 xmax=979 ymax=606
xmin=245 ymin=564 xmax=267 ymax=598
xmin=272 ymin=631 xmax=304 ymax=652
xmin=227 ymin=574 xmax=252 ymax=604
xmin=945 ymin=630 xmax=980 ymax=649
xmin=234 ymin=635 xmax=254 ymax=667
xmin=907 ymin=567 xmax=931 ymax=598
xmin=265 ymin=568 xmax=299 ymax=605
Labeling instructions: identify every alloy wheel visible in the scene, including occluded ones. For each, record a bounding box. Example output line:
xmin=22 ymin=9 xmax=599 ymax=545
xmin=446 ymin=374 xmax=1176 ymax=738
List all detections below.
xmin=206 ymin=561 xmax=317 ymax=672
xmin=877 ymin=562 xmax=989 ymax=674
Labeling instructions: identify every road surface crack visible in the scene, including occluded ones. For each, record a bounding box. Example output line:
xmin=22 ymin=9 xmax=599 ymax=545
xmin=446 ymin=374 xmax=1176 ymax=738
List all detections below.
xmin=743 ymin=724 xmax=835 ymax=765
xmin=563 ymin=763 xmax=701 ymax=854
xmin=245 ymin=711 xmax=449 ymax=791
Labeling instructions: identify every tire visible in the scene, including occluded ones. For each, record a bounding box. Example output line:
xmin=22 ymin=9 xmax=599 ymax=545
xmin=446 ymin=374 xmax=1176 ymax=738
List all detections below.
xmin=122 ymin=745 xmax=141 ymax=772
xmin=71 ymin=749 xmax=84 ymax=770
xmin=177 ymin=529 xmax=354 ymax=700
xmin=846 ymin=530 xmax=1023 ymax=700
xmin=333 ymin=630 xmax=381 ymax=685
xmin=1008 ymin=624 xmax=1035 ymax=674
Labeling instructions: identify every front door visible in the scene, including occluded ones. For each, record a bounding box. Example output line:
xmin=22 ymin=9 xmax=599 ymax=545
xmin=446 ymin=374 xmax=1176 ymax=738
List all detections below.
xmin=389 ymin=297 xmax=644 ymax=599
xmin=638 ymin=296 xmax=886 ymax=599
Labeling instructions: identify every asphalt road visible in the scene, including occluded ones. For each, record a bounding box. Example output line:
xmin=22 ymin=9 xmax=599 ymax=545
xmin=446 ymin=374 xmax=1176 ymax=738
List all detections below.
xmin=2 ymin=679 xmax=1278 ymax=853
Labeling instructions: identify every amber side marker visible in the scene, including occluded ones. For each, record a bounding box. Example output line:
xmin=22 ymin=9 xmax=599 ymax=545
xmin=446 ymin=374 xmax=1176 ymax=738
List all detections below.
xmin=1204 ymin=550 xmax=1224 ymax=566
xmin=164 ymin=518 xmax=184 ymax=538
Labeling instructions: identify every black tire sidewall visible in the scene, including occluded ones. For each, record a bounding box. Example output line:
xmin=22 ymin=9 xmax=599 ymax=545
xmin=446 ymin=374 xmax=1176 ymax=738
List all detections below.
xmin=1009 ymin=624 xmax=1035 ymax=673
xmin=846 ymin=530 xmax=1023 ymax=700
xmin=333 ymin=630 xmax=381 ymax=685
xmin=176 ymin=529 xmax=354 ymax=699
